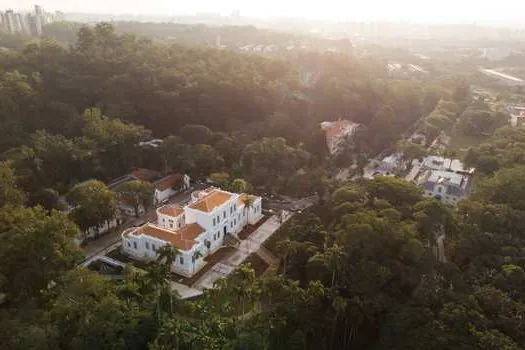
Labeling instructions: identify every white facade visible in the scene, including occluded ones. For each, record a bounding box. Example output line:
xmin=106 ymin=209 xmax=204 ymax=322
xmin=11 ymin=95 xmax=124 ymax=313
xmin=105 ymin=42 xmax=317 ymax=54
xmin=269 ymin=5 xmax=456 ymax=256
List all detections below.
xmin=122 ymin=188 xmax=263 ymax=277
xmin=154 ymin=174 xmax=191 ymax=205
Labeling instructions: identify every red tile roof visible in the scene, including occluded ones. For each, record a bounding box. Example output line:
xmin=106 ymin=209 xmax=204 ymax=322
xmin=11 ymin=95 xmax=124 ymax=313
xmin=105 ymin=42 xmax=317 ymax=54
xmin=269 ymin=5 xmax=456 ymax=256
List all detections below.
xmin=154 ymin=174 xmax=183 ymax=192
xmin=325 ymin=120 xmax=353 ymax=140
xmin=131 ymin=168 xmax=162 ymax=182
xmin=128 ymin=223 xmax=204 ymax=251
xmin=189 ymin=190 xmax=232 ymax=213
xmin=158 ymin=205 xmax=184 ymax=217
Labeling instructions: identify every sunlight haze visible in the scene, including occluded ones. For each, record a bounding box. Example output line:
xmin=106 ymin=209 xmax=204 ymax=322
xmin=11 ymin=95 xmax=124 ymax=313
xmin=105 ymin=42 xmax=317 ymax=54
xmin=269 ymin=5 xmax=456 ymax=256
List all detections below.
xmin=3 ymin=0 xmax=525 ymax=24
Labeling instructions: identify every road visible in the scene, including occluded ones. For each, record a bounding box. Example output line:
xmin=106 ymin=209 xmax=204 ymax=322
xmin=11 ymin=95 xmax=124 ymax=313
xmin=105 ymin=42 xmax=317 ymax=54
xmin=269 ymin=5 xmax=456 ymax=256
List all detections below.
xmin=193 ymin=211 xmax=290 ymax=290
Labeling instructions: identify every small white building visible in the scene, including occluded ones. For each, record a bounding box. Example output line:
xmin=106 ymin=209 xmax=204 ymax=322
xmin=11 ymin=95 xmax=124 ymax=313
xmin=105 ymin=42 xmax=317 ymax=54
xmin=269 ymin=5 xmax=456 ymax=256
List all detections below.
xmin=121 ymin=188 xmax=263 ymax=277
xmin=153 ymin=174 xmax=191 ymax=205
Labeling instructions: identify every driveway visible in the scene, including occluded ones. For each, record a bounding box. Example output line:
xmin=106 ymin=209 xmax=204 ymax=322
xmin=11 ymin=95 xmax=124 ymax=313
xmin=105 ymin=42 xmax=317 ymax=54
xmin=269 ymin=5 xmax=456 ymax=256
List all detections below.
xmin=193 ymin=212 xmax=289 ymax=290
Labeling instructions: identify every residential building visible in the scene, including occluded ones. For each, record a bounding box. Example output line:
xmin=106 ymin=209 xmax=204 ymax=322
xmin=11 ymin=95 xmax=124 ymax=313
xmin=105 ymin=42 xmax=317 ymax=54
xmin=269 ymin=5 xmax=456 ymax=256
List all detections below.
xmin=109 ymin=169 xmax=191 ymax=216
xmin=420 ymin=156 xmax=473 ymax=175
xmin=416 ymin=169 xmax=470 ymax=205
xmin=320 ymin=119 xmax=360 ymax=155
xmin=0 ymin=5 xmax=54 ymax=36
xmin=363 ymin=153 xmax=404 ymax=179
xmin=122 ymin=187 xmax=263 ymax=277
xmin=153 ymin=174 xmax=191 ymax=204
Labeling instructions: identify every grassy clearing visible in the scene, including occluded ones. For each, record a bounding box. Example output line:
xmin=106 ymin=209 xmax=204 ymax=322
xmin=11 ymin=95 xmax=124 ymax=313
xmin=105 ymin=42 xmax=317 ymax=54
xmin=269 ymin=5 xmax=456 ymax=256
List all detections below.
xmin=449 ymin=133 xmax=488 ymax=153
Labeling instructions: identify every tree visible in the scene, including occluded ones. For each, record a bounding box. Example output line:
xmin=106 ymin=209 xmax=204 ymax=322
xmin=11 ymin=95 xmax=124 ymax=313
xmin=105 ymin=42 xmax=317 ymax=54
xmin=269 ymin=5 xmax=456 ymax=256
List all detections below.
xmin=231 ymin=178 xmax=250 ymax=194
xmin=192 ymin=144 xmax=224 ymax=177
xmin=67 ymin=180 xmax=117 ymax=238
xmin=209 ymin=172 xmax=231 ymax=189
xmin=472 ymin=166 xmax=525 ymax=211
xmin=192 ymin=250 xmax=203 ymax=275
xmin=0 ymin=161 xmax=25 ymax=207
xmin=401 ymin=142 xmax=428 ymax=163
xmin=156 ymin=244 xmax=180 ymax=269
xmin=0 ymin=206 xmax=83 ymax=304
xmin=115 ymin=180 xmax=154 ymax=217
xmin=180 ymin=124 xmax=214 ymax=145
xmin=242 ymin=194 xmax=255 ymax=225
xmin=366 ymin=176 xmax=423 ymax=210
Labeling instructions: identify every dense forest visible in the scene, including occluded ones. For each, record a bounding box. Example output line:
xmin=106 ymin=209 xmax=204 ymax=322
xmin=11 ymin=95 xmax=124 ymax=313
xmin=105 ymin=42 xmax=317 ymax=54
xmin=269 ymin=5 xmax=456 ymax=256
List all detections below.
xmin=2 ymin=22 xmax=522 ymax=349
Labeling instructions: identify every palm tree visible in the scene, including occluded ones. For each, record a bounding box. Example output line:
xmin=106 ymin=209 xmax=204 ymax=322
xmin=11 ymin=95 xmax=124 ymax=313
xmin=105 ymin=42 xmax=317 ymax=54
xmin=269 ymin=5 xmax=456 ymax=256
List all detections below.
xmin=276 ymin=238 xmax=298 ymax=277
xmin=324 ymin=244 xmax=346 ymax=288
xmin=242 ymin=195 xmax=255 ymax=225
xmin=156 ymin=244 xmax=180 ymax=269
xmin=191 ymin=250 xmax=203 ymax=275
xmin=156 ymin=244 xmax=181 ymax=317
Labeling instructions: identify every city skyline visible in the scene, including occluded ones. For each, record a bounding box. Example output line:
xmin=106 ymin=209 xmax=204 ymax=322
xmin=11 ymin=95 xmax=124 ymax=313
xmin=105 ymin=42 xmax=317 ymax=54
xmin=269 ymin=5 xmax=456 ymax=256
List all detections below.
xmin=1 ymin=0 xmax=525 ymax=26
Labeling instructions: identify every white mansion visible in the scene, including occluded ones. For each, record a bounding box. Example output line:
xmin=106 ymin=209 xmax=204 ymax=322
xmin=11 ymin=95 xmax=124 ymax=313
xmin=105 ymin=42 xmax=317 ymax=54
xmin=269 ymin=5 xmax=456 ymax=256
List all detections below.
xmin=121 ymin=188 xmax=263 ymax=277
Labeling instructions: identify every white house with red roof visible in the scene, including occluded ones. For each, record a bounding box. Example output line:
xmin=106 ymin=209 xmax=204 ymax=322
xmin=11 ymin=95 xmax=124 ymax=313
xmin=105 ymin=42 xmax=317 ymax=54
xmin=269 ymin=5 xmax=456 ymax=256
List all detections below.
xmin=321 ymin=119 xmax=361 ymax=155
xmin=153 ymin=174 xmax=191 ymax=205
xmin=121 ymin=188 xmax=263 ymax=277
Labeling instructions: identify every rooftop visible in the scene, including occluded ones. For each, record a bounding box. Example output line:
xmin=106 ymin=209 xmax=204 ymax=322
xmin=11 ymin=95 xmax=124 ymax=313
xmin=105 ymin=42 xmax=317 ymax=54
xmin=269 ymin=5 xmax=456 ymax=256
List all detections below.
xmin=189 ymin=189 xmax=232 ymax=213
xmin=131 ymin=168 xmax=163 ymax=183
xmin=422 ymin=170 xmax=469 ymax=189
xmin=422 ymin=156 xmax=471 ymax=174
xmin=127 ymin=222 xmax=204 ymax=251
xmin=321 ymin=120 xmax=360 ymax=140
xmin=154 ymin=174 xmax=183 ymax=191
xmin=158 ymin=204 xmax=184 ymax=217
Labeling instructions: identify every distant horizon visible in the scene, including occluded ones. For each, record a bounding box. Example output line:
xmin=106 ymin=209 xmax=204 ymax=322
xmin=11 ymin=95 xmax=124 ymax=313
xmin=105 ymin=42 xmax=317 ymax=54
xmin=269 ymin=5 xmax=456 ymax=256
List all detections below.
xmin=2 ymin=1 xmax=525 ymax=28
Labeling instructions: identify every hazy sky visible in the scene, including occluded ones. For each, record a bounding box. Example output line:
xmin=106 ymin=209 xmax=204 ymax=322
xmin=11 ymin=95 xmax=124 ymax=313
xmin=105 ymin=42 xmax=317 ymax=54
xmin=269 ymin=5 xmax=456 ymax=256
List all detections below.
xmin=3 ymin=0 xmax=525 ymax=23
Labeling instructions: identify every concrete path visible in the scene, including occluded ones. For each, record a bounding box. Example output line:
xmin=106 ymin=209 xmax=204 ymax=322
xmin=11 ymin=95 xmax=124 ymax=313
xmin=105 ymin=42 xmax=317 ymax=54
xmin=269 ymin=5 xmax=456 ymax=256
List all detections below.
xmin=193 ymin=213 xmax=289 ymax=290
xmin=171 ymin=281 xmax=203 ymax=299
xmin=82 ymin=254 xmax=126 ymax=268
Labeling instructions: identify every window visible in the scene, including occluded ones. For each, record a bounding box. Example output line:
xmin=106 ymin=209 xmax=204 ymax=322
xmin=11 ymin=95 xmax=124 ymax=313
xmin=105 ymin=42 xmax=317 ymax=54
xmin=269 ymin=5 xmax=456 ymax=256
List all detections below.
xmin=234 ymin=219 xmax=237 ymax=226
xmin=218 ymin=231 xmax=221 ymax=238
xmin=213 ymin=233 xmax=216 ymax=241
xmin=169 ymin=223 xmax=173 ymax=228
xmin=234 ymin=204 xmax=237 ymax=211
xmin=179 ymin=256 xmax=184 ymax=264
xmin=146 ymin=242 xmax=150 ymax=250
xmin=127 ymin=242 xmax=131 ymax=247
xmin=213 ymin=218 xmax=216 ymax=226
xmin=133 ymin=242 xmax=137 ymax=249
xmin=152 ymin=244 xmax=156 ymax=251
xmin=223 ymin=211 xmax=226 ymax=219
xmin=230 ymin=222 xmax=233 ymax=228
xmin=162 ymin=218 xmax=165 ymax=223
xmin=438 ymin=187 xmax=442 ymax=193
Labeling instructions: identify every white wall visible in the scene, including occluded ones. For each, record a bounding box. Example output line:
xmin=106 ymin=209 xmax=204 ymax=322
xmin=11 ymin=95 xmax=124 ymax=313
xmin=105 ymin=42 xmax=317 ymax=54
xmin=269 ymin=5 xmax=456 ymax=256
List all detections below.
xmin=155 ymin=188 xmax=175 ymax=204
xmin=157 ymin=211 xmax=185 ymax=230
xmin=122 ymin=233 xmax=206 ymax=277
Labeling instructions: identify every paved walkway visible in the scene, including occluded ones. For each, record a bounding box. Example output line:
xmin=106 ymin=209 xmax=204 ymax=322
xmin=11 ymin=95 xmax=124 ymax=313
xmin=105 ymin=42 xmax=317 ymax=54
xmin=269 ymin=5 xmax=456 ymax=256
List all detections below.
xmin=171 ymin=282 xmax=203 ymax=299
xmin=193 ymin=213 xmax=289 ymax=290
